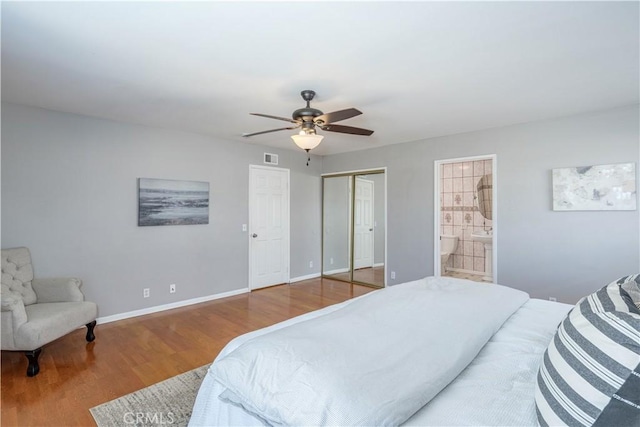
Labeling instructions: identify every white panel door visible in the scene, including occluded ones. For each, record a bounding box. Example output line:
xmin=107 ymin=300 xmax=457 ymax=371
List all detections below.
xmin=249 ymin=166 xmax=290 ymax=290
xmin=354 ymin=177 xmax=374 ymax=269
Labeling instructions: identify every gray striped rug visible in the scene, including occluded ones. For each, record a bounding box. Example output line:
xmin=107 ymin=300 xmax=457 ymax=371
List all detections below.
xmin=90 ymin=365 xmax=209 ymax=427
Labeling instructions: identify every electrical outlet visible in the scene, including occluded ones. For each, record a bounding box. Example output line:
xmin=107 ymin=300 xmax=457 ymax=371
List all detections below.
xmin=330 ymin=257 xmax=334 ymax=265
xmin=242 ymin=224 xmax=247 ymax=232
xmin=170 ymin=284 xmax=176 ymax=294
xmin=549 ymin=297 xmax=557 ymax=302
xmin=391 ymin=271 xmax=396 ymax=280
xmin=143 ymin=288 xmax=150 ymax=298
xmin=309 ymin=261 xmax=313 ymax=268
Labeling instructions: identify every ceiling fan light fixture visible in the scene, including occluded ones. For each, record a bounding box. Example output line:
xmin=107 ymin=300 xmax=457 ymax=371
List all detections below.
xmin=243 ymin=89 xmax=372 ymax=164
xmin=291 ymin=132 xmax=324 ymax=151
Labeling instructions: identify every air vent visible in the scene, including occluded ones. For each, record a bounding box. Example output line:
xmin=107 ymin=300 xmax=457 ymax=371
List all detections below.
xmin=264 ymin=153 xmax=279 ymax=165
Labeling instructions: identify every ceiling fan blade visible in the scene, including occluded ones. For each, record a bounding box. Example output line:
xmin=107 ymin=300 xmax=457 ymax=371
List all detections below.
xmin=320 ymin=124 xmax=374 ymax=136
xmin=242 ymin=125 xmax=300 ymax=137
xmin=314 ymin=108 xmax=362 ymax=124
xmin=250 ymin=113 xmax=299 ymax=124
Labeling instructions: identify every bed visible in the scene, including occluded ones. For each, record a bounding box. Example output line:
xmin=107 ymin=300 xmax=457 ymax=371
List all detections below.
xmin=189 ymin=275 xmax=640 ymax=427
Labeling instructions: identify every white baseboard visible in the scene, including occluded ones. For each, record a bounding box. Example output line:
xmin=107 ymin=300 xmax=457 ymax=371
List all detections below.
xmin=322 ymin=267 xmax=350 ymax=275
xmin=373 ymin=262 xmax=385 ymax=268
xmin=96 ymin=288 xmax=250 ymax=325
xmin=289 ymin=273 xmax=321 ymax=284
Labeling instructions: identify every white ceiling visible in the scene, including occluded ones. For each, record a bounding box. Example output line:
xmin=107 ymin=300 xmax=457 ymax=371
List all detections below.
xmin=2 ymin=1 xmax=638 ymax=156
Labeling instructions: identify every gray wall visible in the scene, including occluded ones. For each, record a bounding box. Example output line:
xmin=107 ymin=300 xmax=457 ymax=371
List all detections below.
xmin=323 ymin=106 xmax=640 ymax=303
xmin=1 ymin=103 xmax=322 ymax=317
xmin=3 ymin=103 xmax=638 ymax=316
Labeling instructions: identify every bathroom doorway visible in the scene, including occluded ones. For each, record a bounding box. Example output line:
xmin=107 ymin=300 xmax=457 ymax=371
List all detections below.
xmin=434 ymin=155 xmax=497 ymax=283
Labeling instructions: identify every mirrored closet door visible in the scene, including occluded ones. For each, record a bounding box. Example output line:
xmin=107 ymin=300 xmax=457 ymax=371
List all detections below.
xmin=322 ymin=170 xmax=385 ymax=288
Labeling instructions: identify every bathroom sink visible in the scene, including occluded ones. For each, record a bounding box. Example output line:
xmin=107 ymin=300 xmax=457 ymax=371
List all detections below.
xmin=470 ymin=231 xmax=494 ymax=282
xmin=470 ymin=231 xmax=493 ymax=245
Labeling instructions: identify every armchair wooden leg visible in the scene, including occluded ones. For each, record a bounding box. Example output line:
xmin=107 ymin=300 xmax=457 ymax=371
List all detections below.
xmin=25 ymin=348 xmax=42 ymax=377
xmin=86 ymin=320 xmax=97 ymax=342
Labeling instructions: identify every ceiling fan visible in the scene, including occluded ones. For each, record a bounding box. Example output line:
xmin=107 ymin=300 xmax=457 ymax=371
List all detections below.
xmin=242 ymin=90 xmax=374 ymax=164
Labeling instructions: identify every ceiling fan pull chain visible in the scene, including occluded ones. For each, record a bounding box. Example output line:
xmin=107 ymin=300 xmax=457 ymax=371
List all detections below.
xmin=306 ymin=149 xmax=311 ymax=166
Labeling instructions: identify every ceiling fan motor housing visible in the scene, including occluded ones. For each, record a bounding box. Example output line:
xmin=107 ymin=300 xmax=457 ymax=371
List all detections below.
xmin=293 ymin=89 xmax=323 ymax=123
xmin=292 ymin=107 xmax=323 ymax=121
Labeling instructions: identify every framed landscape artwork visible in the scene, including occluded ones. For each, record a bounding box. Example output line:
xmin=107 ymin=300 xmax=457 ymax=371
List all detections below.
xmin=138 ymin=178 xmax=209 ymax=226
xmin=552 ymin=163 xmax=637 ymax=211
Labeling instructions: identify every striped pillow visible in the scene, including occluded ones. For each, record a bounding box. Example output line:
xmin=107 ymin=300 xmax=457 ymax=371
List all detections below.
xmin=535 ymin=275 xmax=640 ymax=427
xmin=620 ymin=274 xmax=640 ymax=309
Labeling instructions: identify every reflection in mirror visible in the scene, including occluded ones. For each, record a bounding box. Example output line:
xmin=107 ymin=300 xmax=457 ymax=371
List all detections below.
xmin=352 ymin=175 xmax=385 ymax=287
xmin=322 ymin=176 xmax=351 ymax=281
xmin=322 ymin=171 xmax=385 ymax=288
xmin=476 ymin=174 xmax=493 ymax=220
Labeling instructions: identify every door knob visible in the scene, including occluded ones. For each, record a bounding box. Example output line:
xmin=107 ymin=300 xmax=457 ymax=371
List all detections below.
xmin=252 ymin=233 xmax=258 ymax=238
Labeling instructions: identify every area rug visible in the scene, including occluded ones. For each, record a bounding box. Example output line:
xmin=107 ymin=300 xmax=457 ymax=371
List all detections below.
xmin=90 ymin=364 xmax=209 ymax=427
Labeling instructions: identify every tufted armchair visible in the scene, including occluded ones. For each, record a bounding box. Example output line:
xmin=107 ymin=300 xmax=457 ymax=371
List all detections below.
xmin=1 ymin=247 xmax=98 ymax=376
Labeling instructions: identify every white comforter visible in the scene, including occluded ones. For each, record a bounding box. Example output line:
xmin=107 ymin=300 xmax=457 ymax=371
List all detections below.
xmin=205 ymin=277 xmax=529 ymax=426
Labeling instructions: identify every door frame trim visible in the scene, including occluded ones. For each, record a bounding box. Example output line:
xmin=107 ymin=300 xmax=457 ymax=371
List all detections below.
xmin=433 ymin=155 xmax=497 ymax=282
xmin=248 ymin=164 xmax=291 ymax=290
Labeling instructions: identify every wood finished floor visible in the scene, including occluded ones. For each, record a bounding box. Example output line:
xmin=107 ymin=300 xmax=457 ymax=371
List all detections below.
xmin=0 ymin=278 xmax=375 ymax=426
xmin=326 ymin=266 xmax=385 ymax=287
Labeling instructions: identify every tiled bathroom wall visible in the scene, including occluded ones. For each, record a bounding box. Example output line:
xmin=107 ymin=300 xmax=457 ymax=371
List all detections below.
xmin=440 ymin=159 xmax=493 ymax=274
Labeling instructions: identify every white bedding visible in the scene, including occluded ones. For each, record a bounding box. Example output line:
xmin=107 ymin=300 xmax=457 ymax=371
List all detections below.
xmin=190 ymin=277 xmax=567 ymax=426
xmin=404 ymin=298 xmax=571 ymax=426
xmin=206 ymin=277 xmax=528 ymax=426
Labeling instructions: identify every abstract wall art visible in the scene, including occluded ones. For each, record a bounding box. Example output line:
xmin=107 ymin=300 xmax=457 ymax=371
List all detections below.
xmin=138 ymin=178 xmax=209 ymax=226
xmin=552 ymin=163 xmax=636 ymax=211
